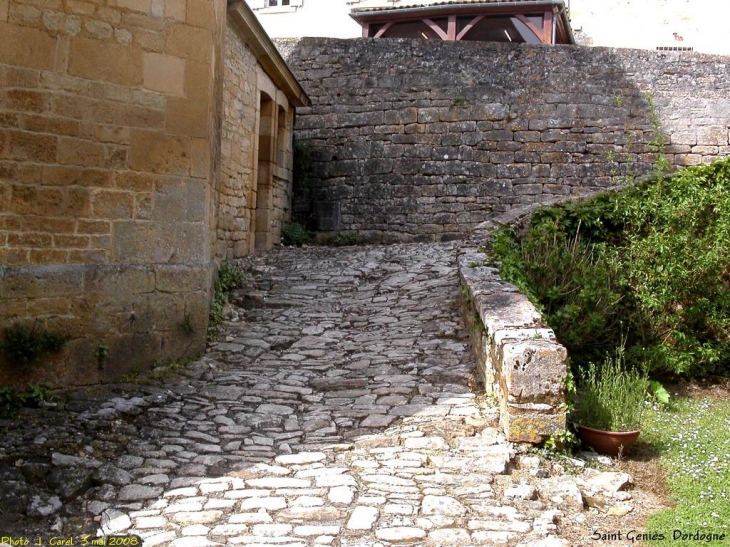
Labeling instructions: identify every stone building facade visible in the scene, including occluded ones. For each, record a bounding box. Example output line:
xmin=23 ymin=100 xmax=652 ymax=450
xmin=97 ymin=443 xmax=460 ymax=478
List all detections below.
xmin=282 ymin=38 xmax=730 ymax=241
xmin=0 ymin=0 xmax=306 ymax=387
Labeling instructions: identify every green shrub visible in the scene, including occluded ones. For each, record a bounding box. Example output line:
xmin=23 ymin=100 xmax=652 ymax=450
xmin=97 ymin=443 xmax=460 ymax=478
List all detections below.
xmin=492 ymin=157 xmax=730 ymax=377
xmin=0 ymin=323 xmax=68 ymax=365
xmin=492 ymin=222 xmax=624 ymax=368
xmin=616 ymin=160 xmax=730 ymax=375
xmin=282 ymin=222 xmax=312 ymax=246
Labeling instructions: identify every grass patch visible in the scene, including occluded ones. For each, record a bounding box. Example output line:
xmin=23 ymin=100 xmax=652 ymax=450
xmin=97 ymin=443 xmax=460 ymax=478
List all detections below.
xmin=643 ymin=396 xmax=730 ymax=545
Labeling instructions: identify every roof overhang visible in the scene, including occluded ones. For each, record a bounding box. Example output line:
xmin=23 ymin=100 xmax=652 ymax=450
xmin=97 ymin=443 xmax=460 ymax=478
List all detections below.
xmin=227 ymin=0 xmax=310 ymax=107
xmin=350 ymin=0 xmax=575 ymax=44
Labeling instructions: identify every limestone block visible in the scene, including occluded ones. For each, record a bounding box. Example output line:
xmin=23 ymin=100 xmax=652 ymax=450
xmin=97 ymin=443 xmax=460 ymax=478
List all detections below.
xmin=498 ymin=338 xmax=567 ymax=404
xmin=68 ymin=37 xmax=142 ymax=86
xmin=185 ymin=60 xmax=212 ymax=102
xmin=165 ymin=23 xmax=212 ymax=62
xmin=166 ymin=97 xmax=209 ymax=138
xmin=152 ymin=179 xmax=207 ymax=223
xmin=84 ymin=266 xmax=155 ymax=295
xmin=112 ymin=220 xmax=206 ymax=264
xmin=0 ymin=265 xmax=84 ymax=299
xmin=131 ymin=291 xmax=186 ymax=331
xmin=155 ymin=265 xmax=209 ymax=293
xmin=129 ymin=130 xmax=191 ymax=175
xmin=10 ymin=185 xmax=64 ymax=216
xmin=143 ymin=52 xmax=185 ymax=95
xmin=57 ymin=137 xmax=105 ymax=167
xmin=26 ymin=300 xmax=71 ymax=324
xmin=165 ymin=0 xmax=185 ymax=21
xmin=92 ymin=190 xmax=134 ymax=219
xmin=114 ymin=0 xmax=152 ymax=14
xmin=186 ymin=0 xmax=215 ymax=29
xmin=0 ymin=22 xmax=56 ymax=70
xmin=1 ymin=129 xmax=57 ymax=162
xmin=6 ymin=89 xmax=50 ymax=113
xmin=675 ymin=154 xmax=702 ymax=166
xmin=503 ymin=403 xmax=566 ymax=444
xmin=190 ymin=139 xmax=211 ymax=178
xmin=475 ymin=292 xmax=542 ymax=332
xmin=697 ymin=126 xmax=728 ymax=146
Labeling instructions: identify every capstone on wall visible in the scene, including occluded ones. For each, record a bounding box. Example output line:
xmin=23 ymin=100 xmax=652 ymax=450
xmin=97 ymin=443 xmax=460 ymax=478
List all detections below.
xmin=282 ymin=38 xmax=730 ymax=242
xmin=0 ymin=0 xmax=225 ymax=386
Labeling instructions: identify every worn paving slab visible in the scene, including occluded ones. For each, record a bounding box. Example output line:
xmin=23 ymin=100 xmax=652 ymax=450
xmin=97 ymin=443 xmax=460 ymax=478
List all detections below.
xmin=0 ymin=243 xmax=637 ymax=546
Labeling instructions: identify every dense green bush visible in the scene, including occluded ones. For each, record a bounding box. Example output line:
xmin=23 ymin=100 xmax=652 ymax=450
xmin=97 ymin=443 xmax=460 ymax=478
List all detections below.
xmin=492 ymin=158 xmax=730 ymax=377
xmin=281 ymin=222 xmax=312 ymax=246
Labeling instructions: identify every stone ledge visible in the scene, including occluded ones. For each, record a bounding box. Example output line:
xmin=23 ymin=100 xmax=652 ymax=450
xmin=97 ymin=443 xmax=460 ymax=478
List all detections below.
xmin=458 ymin=233 xmax=567 ymax=444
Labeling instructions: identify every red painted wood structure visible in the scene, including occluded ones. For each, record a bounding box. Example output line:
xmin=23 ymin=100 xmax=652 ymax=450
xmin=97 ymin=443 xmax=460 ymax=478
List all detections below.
xmin=351 ymin=0 xmax=574 ymax=45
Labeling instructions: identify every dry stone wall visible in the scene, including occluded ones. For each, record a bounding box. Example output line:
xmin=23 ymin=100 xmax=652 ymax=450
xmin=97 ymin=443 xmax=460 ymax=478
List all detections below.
xmin=0 ymin=0 xmax=225 ymax=385
xmin=281 ymin=38 xmax=730 ymax=241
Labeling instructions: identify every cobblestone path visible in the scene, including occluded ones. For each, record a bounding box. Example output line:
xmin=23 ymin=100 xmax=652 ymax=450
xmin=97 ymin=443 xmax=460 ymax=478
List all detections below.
xmin=2 ymin=243 xmax=640 ymax=546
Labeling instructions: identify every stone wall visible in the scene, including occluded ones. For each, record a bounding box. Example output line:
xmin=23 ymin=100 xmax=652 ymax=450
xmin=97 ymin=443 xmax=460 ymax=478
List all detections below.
xmin=0 ymin=0 xmax=306 ymax=388
xmin=218 ymin=19 xmax=296 ymax=259
xmin=219 ymin=23 xmax=259 ymax=259
xmin=282 ymin=38 xmax=730 ymax=241
xmin=0 ymin=0 xmax=224 ymax=386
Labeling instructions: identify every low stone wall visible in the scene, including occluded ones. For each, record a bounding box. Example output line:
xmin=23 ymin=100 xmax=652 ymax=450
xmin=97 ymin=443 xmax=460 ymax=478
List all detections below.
xmin=458 ymin=214 xmax=568 ymax=443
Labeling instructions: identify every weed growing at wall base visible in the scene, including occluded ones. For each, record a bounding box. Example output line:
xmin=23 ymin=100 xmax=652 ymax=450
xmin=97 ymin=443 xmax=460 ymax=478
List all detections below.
xmin=0 ymin=385 xmax=53 ymax=418
xmin=0 ymin=322 xmax=68 ymax=366
xmin=207 ymin=262 xmax=243 ymax=342
xmin=282 ymin=222 xmax=312 ymax=246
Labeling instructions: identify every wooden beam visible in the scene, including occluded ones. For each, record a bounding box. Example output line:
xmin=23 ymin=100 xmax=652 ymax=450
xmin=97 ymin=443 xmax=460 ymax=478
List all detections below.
xmin=543 ymin=9 xmax=554 ymax=43
xmin=447 ymin=14 xmax=457 ymax=40
xmin=514 ymin=14 xmax=545 ymax=43
xmin=373 ymin=22 xmax=394 ymax=38
xmin=456 ymin=15 xmax=485 ymax=40
xmin=362 ymin=22 xmax=369 ymax=38
xmin=423 ymin=18 xmax=449 ymax=40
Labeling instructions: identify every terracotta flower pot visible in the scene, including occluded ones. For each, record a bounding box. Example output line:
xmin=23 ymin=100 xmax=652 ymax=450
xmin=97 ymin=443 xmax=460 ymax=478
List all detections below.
xmin=577 ymin=425 xmax=640 ymax=457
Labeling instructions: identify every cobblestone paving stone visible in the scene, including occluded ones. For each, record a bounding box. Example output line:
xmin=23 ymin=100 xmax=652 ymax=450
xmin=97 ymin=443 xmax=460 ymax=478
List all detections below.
xmin=1 ymin=243 xmax=635 ymax=546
